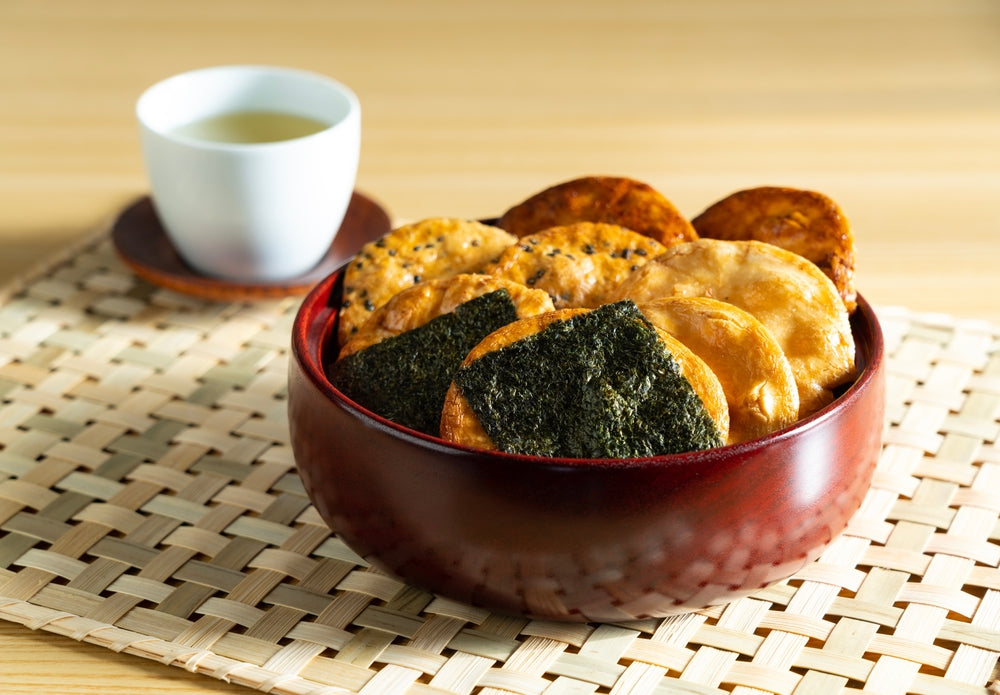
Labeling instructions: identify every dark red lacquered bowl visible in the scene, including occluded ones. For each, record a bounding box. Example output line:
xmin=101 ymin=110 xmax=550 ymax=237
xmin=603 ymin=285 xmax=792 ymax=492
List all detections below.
xmin=288 ymin=270 xmax=885 ymax=622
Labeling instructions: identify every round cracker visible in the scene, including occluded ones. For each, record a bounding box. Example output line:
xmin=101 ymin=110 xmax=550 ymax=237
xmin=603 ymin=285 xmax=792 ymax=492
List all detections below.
xmin=691 ymin=186 xmax=857 ymax=313
xmin=637 ymin=296 xmax=799 ymax=443
xmin=441 ymin=309 xmax=586 ymax=451
xmin=338 ymin=274 xmax=555 ymax=359
xmin=497 ymin=175 xmax=698 ymax=246
xmin=653 ymin=328 xmax=730 ymax=445
xmin=612 ymin=239 xmax=855 ymax=417
xmin=339 ymin=217 xmax=517 ymax=343
xmin=486 ymin=222 xmax=665 ymax=309
xmin=440 ymin=307 xmax=729 ymax=452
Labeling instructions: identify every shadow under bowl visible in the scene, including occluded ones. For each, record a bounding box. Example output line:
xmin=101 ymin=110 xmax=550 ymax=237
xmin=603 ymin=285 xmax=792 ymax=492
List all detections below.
xmin=288 ymin=270 xmax=885 ymax=622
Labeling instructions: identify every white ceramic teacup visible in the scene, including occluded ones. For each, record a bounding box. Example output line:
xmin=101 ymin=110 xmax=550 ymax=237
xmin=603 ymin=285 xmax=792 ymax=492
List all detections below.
xmin=136 ymin=65 xmax=360 ymax=282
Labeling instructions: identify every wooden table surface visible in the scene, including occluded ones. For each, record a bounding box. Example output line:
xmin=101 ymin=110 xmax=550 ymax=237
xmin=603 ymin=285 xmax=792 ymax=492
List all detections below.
xmin=2 ymin=1 xmax=999 ymax=692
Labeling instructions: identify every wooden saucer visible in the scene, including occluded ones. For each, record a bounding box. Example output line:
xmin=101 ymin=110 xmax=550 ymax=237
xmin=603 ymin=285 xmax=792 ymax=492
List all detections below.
xmin=112 ymin=191 xmax=392 ymax=302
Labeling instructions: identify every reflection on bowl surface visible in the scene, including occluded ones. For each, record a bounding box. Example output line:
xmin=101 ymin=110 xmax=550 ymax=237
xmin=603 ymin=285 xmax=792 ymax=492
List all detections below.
xmin=288 ymin=270 xmax=885 ymax=622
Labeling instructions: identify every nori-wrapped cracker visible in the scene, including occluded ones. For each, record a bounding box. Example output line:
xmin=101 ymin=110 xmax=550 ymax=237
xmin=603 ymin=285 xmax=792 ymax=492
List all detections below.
xmin=331 ymin=289 xmax=519 ymax=435
xmin=453 ymin=300 xmax=724 ymax=458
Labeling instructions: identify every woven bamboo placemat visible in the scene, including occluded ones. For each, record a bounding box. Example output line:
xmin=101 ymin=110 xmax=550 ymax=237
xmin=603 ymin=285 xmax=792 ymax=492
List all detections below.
xmin=1 ymin=228 xmax=999 ymax=695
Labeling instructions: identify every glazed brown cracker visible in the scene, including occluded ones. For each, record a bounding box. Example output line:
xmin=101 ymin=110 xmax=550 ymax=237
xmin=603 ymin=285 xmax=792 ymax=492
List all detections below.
xmin=440 ymin=308 xmax=730 ymax=451
xmin=613 ymin=239 xmax=855 ymax=417
xmin=637 ymin=297 xmax=799 ymax=443
xmin=497 ymin=175 xmax=698 ymax=246
xmin=691 ymin=186 xmax=857 ymax=313
xmin=338 ymin=274 xmax=555 ymax=359
xmin=339 ymin=217 xmax=517 ymax=342
xmin=485 ymin=222 xmax=666 ymax=309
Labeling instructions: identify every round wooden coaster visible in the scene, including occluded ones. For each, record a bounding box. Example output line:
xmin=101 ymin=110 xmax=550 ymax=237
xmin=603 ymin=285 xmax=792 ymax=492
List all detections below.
xmin=112 ymin=191 xmax=392 ymax=301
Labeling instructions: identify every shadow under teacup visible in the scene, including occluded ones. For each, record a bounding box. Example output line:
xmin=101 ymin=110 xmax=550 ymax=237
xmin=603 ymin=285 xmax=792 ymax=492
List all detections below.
xmin=136 ymin=65 xmax=360 ymax=282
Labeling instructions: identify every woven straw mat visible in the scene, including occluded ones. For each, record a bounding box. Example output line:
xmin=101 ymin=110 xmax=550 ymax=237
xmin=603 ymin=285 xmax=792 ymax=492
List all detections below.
xmin=1 ymin=229 xmax=999 ymax=695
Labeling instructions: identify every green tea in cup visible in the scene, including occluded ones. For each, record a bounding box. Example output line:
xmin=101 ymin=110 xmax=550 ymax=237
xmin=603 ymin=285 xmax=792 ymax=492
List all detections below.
xmin=172 ymin=110 xmax=329 ymax=144
xmin=137 ymin=65 xmax=360 ymax=282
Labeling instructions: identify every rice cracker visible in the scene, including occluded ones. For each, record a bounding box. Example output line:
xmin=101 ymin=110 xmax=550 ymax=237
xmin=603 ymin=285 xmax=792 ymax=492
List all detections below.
xmin=339 ymin=217 xmax=516 ymax=343
xmin=338 ymin=273 xmax=555 ymax=359
xmin=497 ymin=175 xmax=698 ymax=246
xmin=486 ymin=222 xmax=665 ymax=308
xmin=612 ymin=238 xmax=855 ymax=417
xmin=440 ymin=306 xmax=730 ymax=453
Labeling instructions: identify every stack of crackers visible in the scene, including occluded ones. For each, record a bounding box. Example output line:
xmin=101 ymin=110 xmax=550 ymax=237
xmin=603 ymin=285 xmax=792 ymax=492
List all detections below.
xmin=331 ymin=176 xmax=858 ymax=455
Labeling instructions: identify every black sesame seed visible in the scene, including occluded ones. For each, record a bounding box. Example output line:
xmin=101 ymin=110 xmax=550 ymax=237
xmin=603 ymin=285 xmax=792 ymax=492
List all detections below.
xmin=527 ymin=269 xmax=546 ymax=285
